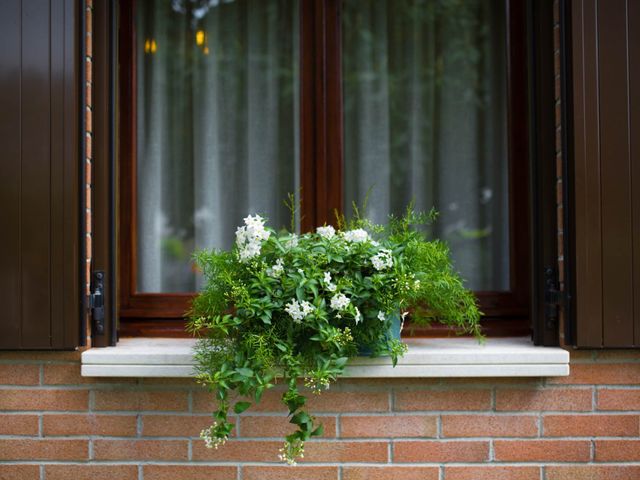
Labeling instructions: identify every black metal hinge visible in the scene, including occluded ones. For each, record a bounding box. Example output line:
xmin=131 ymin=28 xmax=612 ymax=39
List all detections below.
xmin=544 ymin=266 xmax=564 ymax=330
xmin=89 ymin=271 xmax=105 ymax=335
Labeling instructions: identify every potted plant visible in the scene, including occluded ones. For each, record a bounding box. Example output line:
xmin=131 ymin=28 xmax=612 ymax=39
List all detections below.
xmin=188 ymin=205 xmax=481 ymax=464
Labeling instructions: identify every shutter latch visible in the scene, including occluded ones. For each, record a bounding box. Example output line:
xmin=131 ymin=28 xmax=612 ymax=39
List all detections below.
xmin=544 ymin=267 xmax=563 ymax=329
xmin=89 ymin=271 xmax=105 ymax=335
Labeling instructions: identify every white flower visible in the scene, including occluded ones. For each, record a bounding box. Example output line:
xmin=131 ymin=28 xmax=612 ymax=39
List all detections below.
xmin=201 ymin=424 xmax=227 ymax=449
xmin=377 ymin=311 xmax=386 ymax=322
xmin=316 ymin=225 xmax=336 ymax=239
xmin=330 ymin=293 xmax=350 ymax=311
xmin=284 ymin=234 xmax=299 ymax=249
xmin=235 ymin=214 xmax=270 ymax=261
xmin=371 ymin=249 xmax=393 ymax=271
xmin=342 ymin=228 xmax=369 ymax=243
xmin=267 ymin=258 xmax=284 ymax=278
xmin=354 ymin=307 xmax=362 ymax=325
xmin=323 ymin=271 xmax=338 ymax=292
xmin=285 ymin=299 xmax=314 ymax=323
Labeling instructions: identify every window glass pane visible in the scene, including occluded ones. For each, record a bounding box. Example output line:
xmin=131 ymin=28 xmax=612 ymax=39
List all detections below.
xmin=135 ymin=0 xmax=300 ymax=293
xmin=342 ymin=0 xmax=509 ymax=291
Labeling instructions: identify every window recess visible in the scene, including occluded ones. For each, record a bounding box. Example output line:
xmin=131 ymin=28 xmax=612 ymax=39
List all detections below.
xmin=89 ymin=0 xmax=562 ymax=344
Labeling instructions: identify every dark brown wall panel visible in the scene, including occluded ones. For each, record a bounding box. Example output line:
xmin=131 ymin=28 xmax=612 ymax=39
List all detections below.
xmin=0 ymin=0 xmax=80 ymax=349
xmin=572 ymin=0 xmax=638 ymax=347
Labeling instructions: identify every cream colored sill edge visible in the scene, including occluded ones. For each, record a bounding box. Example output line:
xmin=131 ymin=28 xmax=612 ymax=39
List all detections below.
xmin=81 ymin=336 xmax=569 ymax=378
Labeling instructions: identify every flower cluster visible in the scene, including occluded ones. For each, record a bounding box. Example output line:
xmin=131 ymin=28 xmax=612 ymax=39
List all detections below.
xmin=200 ymin=424 xmax=227 ymax=449
xmin=278 ymin=439 xmax=305 ymax=465
xmin=371 ymin=249 xmax=393 ymax=271
xmin=235 ymin=215 xmax=270 ymax=261
xmin=342 ymin=228 xmax=369 ymax=243
xmin=323 ymin=271 xmax=337 ymax=292
xmin=285 ymin=299 xmax=314 ymax=323
xmin=316 ymin=225 xmax=336 ymax=239
xmin=330 ymin=293 xmax=350 ymax=311
xmin=267 ymin=258 xmax=284 ymax=278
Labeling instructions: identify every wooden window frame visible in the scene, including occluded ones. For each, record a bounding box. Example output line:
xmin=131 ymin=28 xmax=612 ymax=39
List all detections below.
xmin=117 ymin=0 xmax=530 ymax=337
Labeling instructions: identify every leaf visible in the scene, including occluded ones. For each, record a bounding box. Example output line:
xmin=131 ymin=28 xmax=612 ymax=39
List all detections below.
xmin=290 ymin=411 xmax=311 ymax=426
xmin=310 ymin=424 xmax=324 ymax=437
xmin=236 ymin=367 xmax=253 ymax=377
xmin=233 ymin=401 xmax=251 ymax=414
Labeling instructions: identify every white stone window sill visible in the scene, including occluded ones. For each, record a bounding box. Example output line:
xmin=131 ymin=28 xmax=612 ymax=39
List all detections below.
xmin=81 ymin=336 xmax=569 ymax=378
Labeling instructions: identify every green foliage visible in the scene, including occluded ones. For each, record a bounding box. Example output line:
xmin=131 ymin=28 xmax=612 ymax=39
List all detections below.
xmin=189 ymin=206 xmax=481 ymax=464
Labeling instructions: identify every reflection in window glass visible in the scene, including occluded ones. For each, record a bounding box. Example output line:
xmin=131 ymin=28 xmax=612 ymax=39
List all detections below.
xmin=342 ymin=0 xmax=509 ymax=291
xmin=135 ymin=0 xmax=300 ymax=293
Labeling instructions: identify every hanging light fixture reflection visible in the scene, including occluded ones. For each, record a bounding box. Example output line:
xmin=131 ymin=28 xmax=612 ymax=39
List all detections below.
xmin=195 ymin=29 xmax=210 ymax=55
xmin=144 ymin=38 xmax=157 ymax=55
xmin=196 ymin=29 xmax=205 ymax=46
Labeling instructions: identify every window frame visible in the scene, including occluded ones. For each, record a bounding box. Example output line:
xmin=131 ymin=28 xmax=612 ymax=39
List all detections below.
xmin=117 ymin=0 xmax=531 ymax=337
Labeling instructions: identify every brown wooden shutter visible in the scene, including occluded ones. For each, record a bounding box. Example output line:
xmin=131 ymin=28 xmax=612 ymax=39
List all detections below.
xmin=569 ymin=0 xmax=640 ymax=347
xmin=0 ymin=0 xmax=82 ymax=349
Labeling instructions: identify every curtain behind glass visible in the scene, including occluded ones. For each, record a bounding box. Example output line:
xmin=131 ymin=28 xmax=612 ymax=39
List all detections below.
xmin=136 ymin=0 xmax=299 ymax=293
xmin=342 ymin=0 xmax=509 ymax=291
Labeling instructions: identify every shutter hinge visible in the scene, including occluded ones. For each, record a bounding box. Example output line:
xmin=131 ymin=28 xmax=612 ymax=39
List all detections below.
xmin=89 ymin=271 xmax=105 ymax=335
xmin=544 ymin=266 xmax=563 ymax=330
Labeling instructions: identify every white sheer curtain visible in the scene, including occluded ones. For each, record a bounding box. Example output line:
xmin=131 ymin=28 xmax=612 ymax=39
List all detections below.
xmin=136 ymin=0 xmax=299 ymax=293
xmin=342 ymin=0 xmax=509 ymax=291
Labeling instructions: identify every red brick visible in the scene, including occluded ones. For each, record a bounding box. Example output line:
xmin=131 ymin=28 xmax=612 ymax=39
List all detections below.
xmin=496 ymin=388 xmax=592 ymax=411
xmin=394 ymin=390 xmax=491 ymax=411
xmin=394 ymin=441 xmax=489 ymax=463
xmin=343 ymin=466 xmax=438 ymax=480
xmin=0 ymin=465 xmax=40 ymax=480
xmin=94 ymin=390 xmax=187 ymax=411
xmin=195 ymin=389 xmax=390 ymax=414
xmin=144 ymin=465 xmax=237 ymax=480
xmin=302 ymin=441 xmax=388 ymax=463
xmin=0 ymin=390 xmax=88 ymax=411
xmin=445 ymin=467 xmax=541 ymax=480
xmin=241 ymin=415 xmax=336 ymax=438
xmin=549 ymin=363 xmax=640 ymax=385
xmin=340 ymin=415 xmax=436 ymax=438
xmin=493 ymin=440 xmax=590 ymax=462
xmin=306 ymin=391 xmax=390 ymax=413
xmin=46 ymin=465 xmax=138 ymax=480
xmin=43 ymin=414 xmax=137 ymax=436
xmin=93 ymin=439 xmax=188 ymax=461
xmin=598 ymin=389 xmax=640 ymax=410
xmin=442 ymin=415 xmax=538 ymax=437
xmin=544 ymin=414 xmax=639 ymax=436
xmin=595 ymin=440 xmax=640 ymax=461
xmin=193 ymin=390 xmax=283 ymax=413
xmin=143 ymin=414 xmax=219 ymax=437
xmin=546 ymin=466 xmax=640 ymax=480
xmin=0 ymin=439 xmax=88 ymax=460
xmin=244 ymin=466 xmax=338 ymax=480
xmin=0 ymin=414 xmax=39 ymax=435
xmin=192 ymin=440 xmax=282 ymax=462
xmin=0 ymin=364 xmax=39 ymax=385
xmin=44 ymin=364 xmax=121 ymax=384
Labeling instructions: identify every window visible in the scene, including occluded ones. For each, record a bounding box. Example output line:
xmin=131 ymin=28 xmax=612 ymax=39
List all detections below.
xmin=118 ymin=0 xmax=529 ymax=336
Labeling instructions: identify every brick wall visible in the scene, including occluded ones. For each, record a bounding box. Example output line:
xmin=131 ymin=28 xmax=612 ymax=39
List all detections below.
xmin=0 ymin=350 xmax=639 ymax=479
